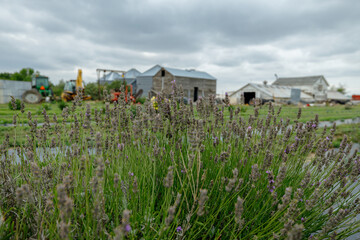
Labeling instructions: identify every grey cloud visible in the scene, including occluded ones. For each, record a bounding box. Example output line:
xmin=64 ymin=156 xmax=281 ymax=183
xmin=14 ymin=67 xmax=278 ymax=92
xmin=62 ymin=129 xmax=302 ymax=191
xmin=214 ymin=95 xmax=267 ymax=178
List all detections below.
xmin=0 ymin=0 xmax=360 ymax=93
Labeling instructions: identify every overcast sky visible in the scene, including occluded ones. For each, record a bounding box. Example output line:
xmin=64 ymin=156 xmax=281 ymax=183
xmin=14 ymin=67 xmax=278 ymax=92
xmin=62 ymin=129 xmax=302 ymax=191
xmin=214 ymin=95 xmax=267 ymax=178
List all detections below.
xmin=1 ymin=0 xmax=360 ymax=94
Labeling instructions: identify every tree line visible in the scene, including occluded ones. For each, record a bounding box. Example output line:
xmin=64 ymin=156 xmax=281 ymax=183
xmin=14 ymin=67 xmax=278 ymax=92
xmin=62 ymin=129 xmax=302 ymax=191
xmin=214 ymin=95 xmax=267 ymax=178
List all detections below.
xmin=0 ymin=68 xmax=36 ymax=81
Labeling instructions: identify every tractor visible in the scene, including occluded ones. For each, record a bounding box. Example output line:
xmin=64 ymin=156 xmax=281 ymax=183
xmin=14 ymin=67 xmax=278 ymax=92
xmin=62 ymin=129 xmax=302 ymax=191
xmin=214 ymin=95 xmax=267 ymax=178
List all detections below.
xmin=22 ymin=74 xmax=53 ymax=104
xmin=61 ymin=69 xmax=92 ymax=102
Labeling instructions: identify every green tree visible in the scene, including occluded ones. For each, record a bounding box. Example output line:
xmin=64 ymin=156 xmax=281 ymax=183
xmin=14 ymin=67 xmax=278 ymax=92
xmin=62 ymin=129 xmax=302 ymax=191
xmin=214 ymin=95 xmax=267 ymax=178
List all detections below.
xmin=330 ymin=84 xmax=346 ymax=94
xmin=336 ymin=84 xmax=346 ymax=94
xmin=10 ymin=72 xmax=23 ymax=81
xmin=51 ymin=80 xmax=66 ymax=97
xmin=0 ymin=72 xmax=11 ymax=80
xmin=19 ymin=68 xmax=34 ymax=81
xmin=84 ymin=82 xmax=101 ymax=100
xmin=1 ymin=68 xmax=35 ymax=81
xmin=106 ymin=80 xmax=127 ymax=91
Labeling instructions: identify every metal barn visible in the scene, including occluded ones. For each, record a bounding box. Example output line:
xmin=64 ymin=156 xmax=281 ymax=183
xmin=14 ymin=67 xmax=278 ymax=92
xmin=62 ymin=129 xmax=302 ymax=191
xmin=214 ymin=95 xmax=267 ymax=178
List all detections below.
xmin=0 ymin=80 xmax=31 ymax=104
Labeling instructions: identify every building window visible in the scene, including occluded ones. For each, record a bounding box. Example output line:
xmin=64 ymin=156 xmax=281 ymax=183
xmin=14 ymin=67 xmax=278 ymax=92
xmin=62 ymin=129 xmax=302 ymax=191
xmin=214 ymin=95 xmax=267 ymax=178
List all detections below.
xmin=318 ymin=85 xmax=323 ymax=91
xmin=161 ymin=70 xmax=165 ymax=77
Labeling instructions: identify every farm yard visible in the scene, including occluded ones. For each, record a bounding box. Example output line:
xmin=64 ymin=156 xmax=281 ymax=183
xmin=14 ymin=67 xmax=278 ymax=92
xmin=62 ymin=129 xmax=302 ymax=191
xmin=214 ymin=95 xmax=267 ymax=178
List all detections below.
xmin=2 ymin=0 xmax=360 ymax=239
xmin=0 ymin=85 xmax=360 ymax=239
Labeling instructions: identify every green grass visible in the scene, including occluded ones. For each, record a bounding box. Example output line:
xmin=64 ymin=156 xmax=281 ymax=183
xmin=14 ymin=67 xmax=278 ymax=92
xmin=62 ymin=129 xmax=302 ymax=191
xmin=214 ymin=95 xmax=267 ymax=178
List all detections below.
xmin=332 ymin=123 xmax=360 ymax=148
xmin=0 ymin=101 xmax=106 ymax=124
xmin=224 ymin=104 xmax=360 ymax=123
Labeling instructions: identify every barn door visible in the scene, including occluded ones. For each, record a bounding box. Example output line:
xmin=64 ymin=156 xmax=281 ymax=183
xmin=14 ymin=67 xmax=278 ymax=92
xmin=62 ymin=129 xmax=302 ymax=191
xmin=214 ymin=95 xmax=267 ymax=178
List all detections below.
xmin=194 ymin=87 xmax=199 ymax=102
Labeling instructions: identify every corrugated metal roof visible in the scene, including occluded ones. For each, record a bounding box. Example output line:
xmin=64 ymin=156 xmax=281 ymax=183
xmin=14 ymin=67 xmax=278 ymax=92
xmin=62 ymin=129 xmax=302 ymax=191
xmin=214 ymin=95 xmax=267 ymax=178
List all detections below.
xmin=137 ymin=65 xmax=162 ymax=77
xmin=138 ymin=65 xmax=216 ymax=80
xmin=230 ymin=83 xmax=313 ymax=99
xmin=100 ymin=72 xmax=123 ymax=81
xmin=165 ymin=67 xmax=216 ymax=80
xmin=124 ymin=68 xmax=141 ymax=79
xmin=273 ymin=75 xmax=329 ymax=86
xmin=100 ymin=69 xmax=141 ymax=81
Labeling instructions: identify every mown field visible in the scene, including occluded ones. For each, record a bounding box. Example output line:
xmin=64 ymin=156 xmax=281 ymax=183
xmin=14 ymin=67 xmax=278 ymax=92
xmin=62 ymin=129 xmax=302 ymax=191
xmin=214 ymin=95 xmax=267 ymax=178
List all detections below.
xmin=1 ymin=93 xmax=360 ymax=239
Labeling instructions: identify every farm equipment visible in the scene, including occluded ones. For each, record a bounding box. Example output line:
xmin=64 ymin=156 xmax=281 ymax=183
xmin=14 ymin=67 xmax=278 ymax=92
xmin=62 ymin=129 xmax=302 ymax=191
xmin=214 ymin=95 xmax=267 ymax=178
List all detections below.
xmin=22 ymin=74 xmax=53 ymax=103
xmin=61 ymin=69 xmax=91 ymax=102
xmin=96 ymin=68 xmax=143 ymax=103
xmin=111 ymin=85 xmax=143 ymax=103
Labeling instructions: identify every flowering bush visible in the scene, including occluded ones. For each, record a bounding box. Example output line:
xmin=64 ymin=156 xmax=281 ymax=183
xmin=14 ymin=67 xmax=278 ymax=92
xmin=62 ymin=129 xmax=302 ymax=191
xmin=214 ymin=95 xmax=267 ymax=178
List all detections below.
xmin=0 ymin=83 xmax=360 ymax=239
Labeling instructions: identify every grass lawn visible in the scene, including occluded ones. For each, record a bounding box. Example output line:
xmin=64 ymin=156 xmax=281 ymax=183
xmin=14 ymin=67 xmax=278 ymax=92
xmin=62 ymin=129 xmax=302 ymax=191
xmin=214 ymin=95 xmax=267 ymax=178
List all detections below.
xmin=0 ymin=101 xmax=106 ymax=124
xmin=225 ymin=104 xmax=360 ymax=123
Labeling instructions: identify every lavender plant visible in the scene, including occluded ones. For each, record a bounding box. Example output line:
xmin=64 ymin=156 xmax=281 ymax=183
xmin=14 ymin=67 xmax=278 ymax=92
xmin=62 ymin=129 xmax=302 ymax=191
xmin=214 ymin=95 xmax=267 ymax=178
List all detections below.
xmin=0 ymin=85 xmax=360 ymax=239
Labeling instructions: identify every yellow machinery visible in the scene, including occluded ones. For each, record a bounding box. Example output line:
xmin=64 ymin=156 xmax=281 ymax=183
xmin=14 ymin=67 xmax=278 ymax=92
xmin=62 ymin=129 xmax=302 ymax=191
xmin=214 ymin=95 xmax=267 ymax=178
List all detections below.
xmin=61 ymin=69 xmax=91 ymax=102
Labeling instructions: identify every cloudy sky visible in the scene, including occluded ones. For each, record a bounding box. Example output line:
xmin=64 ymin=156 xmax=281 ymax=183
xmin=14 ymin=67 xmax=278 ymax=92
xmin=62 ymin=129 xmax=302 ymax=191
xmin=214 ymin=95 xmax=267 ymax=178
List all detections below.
xmin=1 ymin=0 xmax=360 ymax=94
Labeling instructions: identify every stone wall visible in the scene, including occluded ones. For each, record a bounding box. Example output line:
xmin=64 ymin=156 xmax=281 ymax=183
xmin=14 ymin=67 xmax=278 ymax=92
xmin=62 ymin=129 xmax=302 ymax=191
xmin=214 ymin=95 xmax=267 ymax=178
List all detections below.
xmin=152 ymin=68 xmax=216 ymax=101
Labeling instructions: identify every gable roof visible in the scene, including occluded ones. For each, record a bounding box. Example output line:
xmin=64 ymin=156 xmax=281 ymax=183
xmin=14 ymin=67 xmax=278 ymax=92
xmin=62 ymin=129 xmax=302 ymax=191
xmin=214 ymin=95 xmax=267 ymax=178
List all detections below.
xmin=100 ymin=68 xmax=141 ymax=81
xmin=124 ymin=68 xmax=141 ymax=79
xmin=230 ymin=83 xmax=313 ymax=100
xmin=100 ymin=72 xmax=123 ymax=81
xmin=137 ymin=64 xmax=216 ymax=80
xmin=137 ymin=65 xmax=162 ymax=77
xmin=272 ymin=75 xmax=329 ymax=86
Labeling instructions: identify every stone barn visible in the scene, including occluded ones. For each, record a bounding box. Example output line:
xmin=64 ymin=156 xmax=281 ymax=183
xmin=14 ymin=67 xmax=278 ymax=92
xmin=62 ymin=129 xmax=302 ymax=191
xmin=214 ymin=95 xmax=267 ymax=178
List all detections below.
xmin=136 ymin=65 xmax=216 ymax=101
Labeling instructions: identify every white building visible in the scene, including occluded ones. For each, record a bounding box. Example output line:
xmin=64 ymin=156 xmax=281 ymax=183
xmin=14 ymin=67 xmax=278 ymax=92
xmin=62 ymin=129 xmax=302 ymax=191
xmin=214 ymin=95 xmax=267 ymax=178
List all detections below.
xmin=229 ymin=83 xmax=314 ymax=105
xmin=272 ymin=75 xmax=329 ymax=101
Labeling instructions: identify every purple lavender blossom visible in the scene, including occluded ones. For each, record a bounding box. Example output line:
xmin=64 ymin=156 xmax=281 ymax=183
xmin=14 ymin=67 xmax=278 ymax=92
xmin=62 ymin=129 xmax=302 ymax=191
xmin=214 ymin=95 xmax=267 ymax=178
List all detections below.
xmin=248 ymin=126 xmax=252 ymax=130
xmin=176 ymin=226 xmax=182 ymax=232
xmin=125 ymin=224 xmax=131 ymax=232
xmin=312 ymin=124 xmax=317 ymax=128
xmin=326 ymin=136 xmax=330 ymax=140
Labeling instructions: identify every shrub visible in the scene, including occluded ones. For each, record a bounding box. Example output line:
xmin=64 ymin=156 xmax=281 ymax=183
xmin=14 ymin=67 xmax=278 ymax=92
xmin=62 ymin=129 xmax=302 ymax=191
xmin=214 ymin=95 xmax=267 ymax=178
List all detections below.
xmin=345 ymin=104 xmax=352 ymax=110
xmin=8 ymin=99 xmax=21 ymax=110
xmin=58 ymin=101 xmax=68 ymax=111
xmin=42 ymin=103 xmax=51 ymax=111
